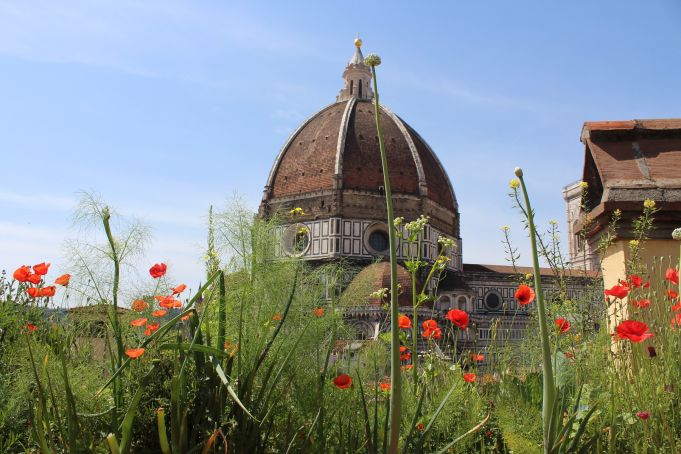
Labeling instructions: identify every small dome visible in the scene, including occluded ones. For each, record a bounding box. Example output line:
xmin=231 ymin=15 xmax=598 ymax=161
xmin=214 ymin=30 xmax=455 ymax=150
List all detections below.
xmin=260 ymin=99 xmax=459 ymax=236
xmin=342 ymin=262 xmax=414 ymax=307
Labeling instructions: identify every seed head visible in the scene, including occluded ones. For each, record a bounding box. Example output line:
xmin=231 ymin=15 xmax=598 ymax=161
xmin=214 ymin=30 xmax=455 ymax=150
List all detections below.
xmin=364 ymin=54 xmax=381 ymax=67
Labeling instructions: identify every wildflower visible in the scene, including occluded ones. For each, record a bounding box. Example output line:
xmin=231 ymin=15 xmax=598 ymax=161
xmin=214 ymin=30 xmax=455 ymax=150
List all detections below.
xmin=631 ymin=299 xmax=651 ymax=309
xmin=403 ymin=364 xmax=414 ymax=371
xmin=39 ymin=286 xmax=56 ymax=297
xmin=400 ymin=346 xmax=411 ymax=361
xmin=643 ymin=199 xmax=656 ymax=209
xmin=422 ymin=326 xmax=442 ymax=340
xmin=171 ymin=284 xmax=187 ymax=295
xmin=130 ymin=318 xmax=148 ymax=327
xmin=564 ymin=351 xmax=575 ymax=359
xmin=26 ymin=288 xmax=40 ymax=297
xmin=55 ymin=274 xmax=71 ymax=286
xmin=509 ymin=179 xmax=520 ymax=190
xmin=666 ymin=290 xmax=678 ymax=300
xmin=579 ymin=181 xmax=589 ymax=189
xmin=672 ymin=302 xmax=681 ymax=312
xmin=33 ymin=262 xmax=50 ymax=275
xmin=379 ymin=382 xmax=391 ymax=391
xmin=159 ymin=296 xmax=182 ymax=309
xmin=629 ymin=275 xmax=644 ymax=288
xmin=363 ymin=53 xmax=381 ymax=67
xmin=629 ymin=240 xmax=640 ymax=248
xmin=616 ymin=320 xmax=654 ymax=343
xmin=671 ymin=313 xmax=681 ymax=327
xmin=500 ymin=225 xmax=510 ymax=232
xmin=181 ymin=313 xmax=192 ymax=321
xmin=26 ymin=323 xmax=38 ymax=333
xmin=152 ymin=310 xmax=167 ymax=317
xmin=313 ymin=307 xmax=325 ymax=317
xmin=149 ymin=263 xmax=167 ymax=279
xmin=463 ymin=373 xmax=476 ymax=383
xmin=437 ymin=236 xmax=455 ymax=249
xmin=288 ymin=207 xmax=305 ymax=216
xmin=272 ymin=313 xmax=282 ymax=321
xmin=332 ymin=373 xmax=352 ymax=389
xmin=445 ymin=309 xmax=469 ymax=329
xmin=125 ymin=348 xmax=145 ymax=359
xmin=416 ymin=422 xmax=424 ymax=431
xmin=144 ymin=323 xmax=160 ymax=336
xmin=673 ymin=228 xmax=681 ymax=241
xmin=13 ymin=265 xmax=31 ymax=282
xmin=26 ymin=273 xmax=41 ymax=285
xmin=555 ymin=318 xmax=571 ymax=334
xmin=131 ymin=299 xmax=148 ymax=312
xmin=636 ymin=411 xmax=650 ymax=420
xmin=665 ymin=268 xmax=679 ymax=285
xmin=471 ymin=354 xmax=485 ymax=362
xmin=370 ymin=288 xmax=389 ymax=300
xmin=605 ymin=284 xmax=629 ymax=300
xmin=515 ymin=284 xmax=536 ymax=306
xmin=398 ymin=314 xmax=412 ymax=329
xmin=393 ymin=217 xmax=404 ymax=228
xmin=647 ymin=346 xmax=657 ymax=358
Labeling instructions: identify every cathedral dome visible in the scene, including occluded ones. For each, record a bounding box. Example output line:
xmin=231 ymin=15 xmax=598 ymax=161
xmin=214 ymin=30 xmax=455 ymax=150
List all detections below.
xmin=260 ymin=40 xmax=461 ymax=269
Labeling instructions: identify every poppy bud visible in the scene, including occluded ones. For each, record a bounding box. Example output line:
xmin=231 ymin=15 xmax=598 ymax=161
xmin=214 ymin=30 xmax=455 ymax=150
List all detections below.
xmin=648 ymin=345 xmax=657 ymax=358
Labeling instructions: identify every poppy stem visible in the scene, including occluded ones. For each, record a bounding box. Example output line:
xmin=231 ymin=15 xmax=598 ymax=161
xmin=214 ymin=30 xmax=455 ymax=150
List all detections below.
xmin=515 ymin=168 xmax=556 ymax=451
xmin=370 ymin=64 xmax=402 ymax=454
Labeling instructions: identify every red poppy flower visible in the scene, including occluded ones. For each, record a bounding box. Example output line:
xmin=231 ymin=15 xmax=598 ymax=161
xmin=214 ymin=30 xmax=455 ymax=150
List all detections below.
xmin=515 ymin=284 xmax=535 ymax=306
xmin=313 ymin=307 xmax=324 ymax=318
xmin=665 ymin=268 xmax=679 ymax=285
xmin=39 ymin=286 xmax=56 ymax=297
xmin=26 ymin=323 xmax=38 ymax=333
xmin=379 ymin=382 xmax=391 ymax=391
xmin=130 ymin=318 xmax=148 ymax=327
xmin=26 ymin=287 xmax=40 ymax=297
xmin=564 ymin=351 xmax=575 ymax=359
xmin=13 ymin=265 xmax=31 ymax=282
xmin=144 ymin=323 xmax=160 ymax=336
xmin=636 ymin=411 xmax=650 ymax=420
xmin=402 ymin=365 xmax=413 ymax=371
xmin=671 ymin=313 xmax=681 ymax=327
xmin=632 ymin=299 xmax=651 ymax=309
xmin=131 ymin=299 xmax=148 ymax=312
xmin=422 ymin=327 xmax=442 ymax=340
xmin=463 ymin=373 xmax=476 ymax=383
xmin=272 ymin=313 xmax=282 ymax=321
xmin=422 ymin=319 xmax=437 ymax=330
xmin=159 ymin=297 xmax=182 ymax=309
xmin=152 ymin=310 xmax=167 ymax=317
xmin=445 ymin=309 xmax=469 ymax=329
xmin=33 ymin=262 xmax=50 ymax=276
xmin=616 ymin=320 xmax=654 ymax=343
xmin=471 ymin=354 xmax=485 ymax=362
xmin=416 ymin=422 xmax=424 ymax=431
xmin=180 ymin=313 xmax=192 ymax=321
xmin=672 ymin=302 xmax=681 ymax=312
xmin=149 ymin=263 xmax=167 ymax=279
xmin=332 ymin=373 xmax=352 ymax=389
xmin=398 ymin=315 xmax=412 ymax=329
xmin=171 ymin=283 xmax=187 ymax=295
xmin=629 ymin=275 xmax=643 ymax=288
xmin=125 ymin=348 xmax=145 ymax=359
xmin=666 ymin=290 xmax=678 ymax=300
xmin=54 ymin=274 xmax=71 ymax=287
xmin=555 ymin=318 xmax=571 ymax=334
xmin=605 ymin=284 xmax=629 ymax=300
xmin=27 ymin=274 xmax=42 ymax=285
xmin=400 ymin=346 xmax=411 ymax=361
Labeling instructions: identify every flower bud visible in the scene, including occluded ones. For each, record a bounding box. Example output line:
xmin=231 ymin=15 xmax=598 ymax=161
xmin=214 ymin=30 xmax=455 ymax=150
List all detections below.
xmin=514 ymin=167 xmax=523 ymax=177
xmin=672 ymin=228 xmax=681 ymax=241
xmin=364 ymin=54 xmax=381 ymax=67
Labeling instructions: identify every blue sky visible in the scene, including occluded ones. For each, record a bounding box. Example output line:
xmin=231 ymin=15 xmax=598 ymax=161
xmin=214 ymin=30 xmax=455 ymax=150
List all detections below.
xmin=2 ymin=1 xmax=681 ymax=294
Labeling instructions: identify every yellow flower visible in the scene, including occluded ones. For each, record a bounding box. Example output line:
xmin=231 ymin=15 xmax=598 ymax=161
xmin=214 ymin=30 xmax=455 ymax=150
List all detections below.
xmin=289 ymin=207 xmax=305 ymax=216
xmin=500 ymin=225 xmax=510 ymax=232
xmin=643 ymin=199 xmax=656 ymax=209
xmin=579 ymin=181 xmax=589 ymax=189
xmin=509 ymin=179 xmax=520 ymax=190
xmin=629 ymin=239 xmax=640 ymax=248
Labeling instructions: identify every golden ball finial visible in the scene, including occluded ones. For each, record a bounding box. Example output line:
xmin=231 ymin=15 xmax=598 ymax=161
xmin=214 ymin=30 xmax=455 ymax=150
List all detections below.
xmin=354 ymin=37 xmax=362 ymax=48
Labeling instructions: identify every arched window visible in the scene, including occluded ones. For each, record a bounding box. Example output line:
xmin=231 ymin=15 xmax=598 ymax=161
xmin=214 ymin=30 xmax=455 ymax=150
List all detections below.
xmin=457 ymin=296 xmax=468 ymax=311
xmin=359 ymin=79 xmax=363 ymax=98
xmin=350 ymin=80 xmax=354 ymax=95
xmin=435 ymin=295 xmax=451 ymax=311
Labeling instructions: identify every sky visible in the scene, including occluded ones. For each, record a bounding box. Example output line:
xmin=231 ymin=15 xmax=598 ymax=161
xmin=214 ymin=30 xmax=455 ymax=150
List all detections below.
xmin=2 ymin=0 xmax=681 ymax=299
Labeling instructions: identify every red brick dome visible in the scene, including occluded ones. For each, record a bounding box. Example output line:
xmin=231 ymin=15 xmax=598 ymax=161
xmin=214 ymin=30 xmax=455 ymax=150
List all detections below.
xmin=260 ymin=99 xmax=459 ymax=237
xmin=342 ymin=262 xmax=414 ymax=307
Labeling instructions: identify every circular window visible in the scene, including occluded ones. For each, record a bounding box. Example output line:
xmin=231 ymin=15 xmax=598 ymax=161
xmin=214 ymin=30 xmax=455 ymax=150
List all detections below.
xmin=364 ymin=223 xmax=390 ymax=255
xmin=282 ymin=223 xmax=311 ymax=256
xmin=484 ymin=292 xmax=502 ymax=311
xmin=369 ymin=230 xmax=389 ymax=252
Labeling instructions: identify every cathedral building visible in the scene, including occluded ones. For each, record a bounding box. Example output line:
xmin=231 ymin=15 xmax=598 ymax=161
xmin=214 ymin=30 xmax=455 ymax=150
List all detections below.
xmin=258 ymin=39 xmax=595 ymax=359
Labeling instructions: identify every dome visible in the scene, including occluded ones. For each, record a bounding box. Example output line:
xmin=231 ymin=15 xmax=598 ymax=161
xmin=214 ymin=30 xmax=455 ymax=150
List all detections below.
xmin=260 ymin=98 xmax=459 ymax=237
xmin=341 ymin=262 xmax=414 ymax=307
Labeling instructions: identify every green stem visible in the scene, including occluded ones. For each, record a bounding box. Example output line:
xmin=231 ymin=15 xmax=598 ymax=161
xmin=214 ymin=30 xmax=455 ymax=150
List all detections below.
xmin=517 ymin=171 xmax=556 ymax=451
xmin=371 ymin=65 xmax=401 ymax=454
